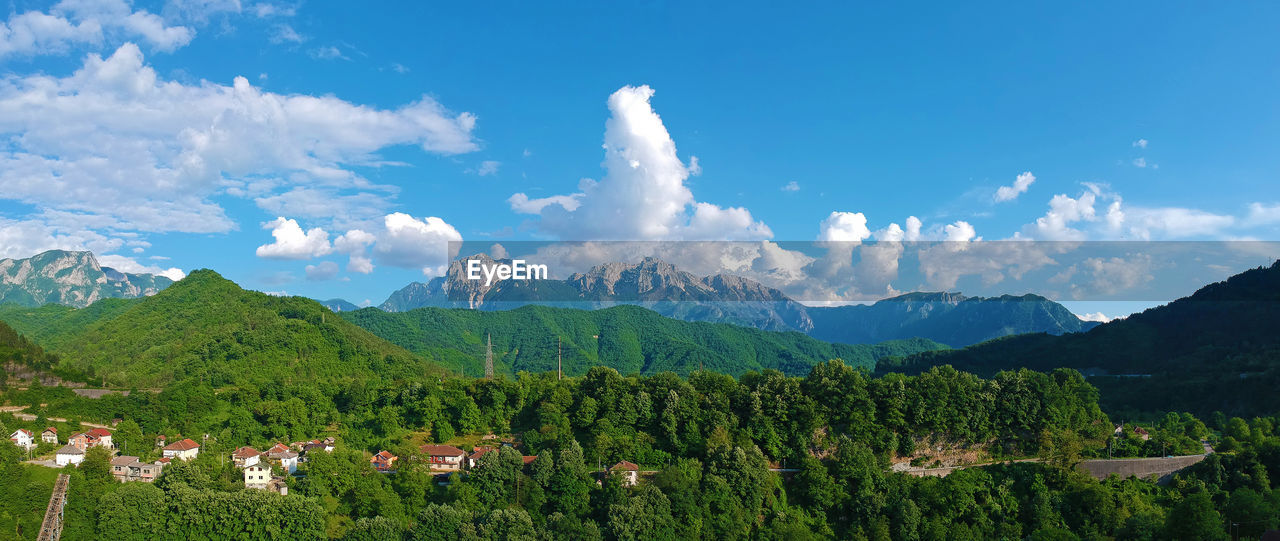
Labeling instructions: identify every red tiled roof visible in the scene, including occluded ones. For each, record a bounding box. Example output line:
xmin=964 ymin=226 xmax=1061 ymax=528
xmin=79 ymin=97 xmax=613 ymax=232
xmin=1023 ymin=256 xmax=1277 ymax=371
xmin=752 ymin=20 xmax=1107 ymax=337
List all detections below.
xmin=164 ymin=438 xmax=200 ymax=451
xmin=420 ymin=444 xmax=465 ymax=457
xmin=232 ymin=446 xmax=261 ymax=458
xmin=43 ymin=427 xmax=56 ymax=434
xmin=12 ymin=428 xmax=32 ymax=437
xmin=522 ymin=455 xmax=538 ymax=465
xmin=468 ymin=446 xmax=496 ymax=460
xmin=611 ymin=460 xmax=640 ymax=471
xmin=87 ymin=428 xmax=112 ymax=437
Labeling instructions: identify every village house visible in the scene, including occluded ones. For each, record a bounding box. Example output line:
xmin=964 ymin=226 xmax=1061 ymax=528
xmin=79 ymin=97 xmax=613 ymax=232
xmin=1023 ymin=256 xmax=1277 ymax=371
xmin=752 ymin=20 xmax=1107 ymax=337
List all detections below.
xmin=9 ymin=429 xmax=35 ymax=450
xmin=466 ymin=446 xmax=495 ymax=469
xmin=41 ymin=427 xmax=57 ymax=444
xmin=110 ymin=456 xmax=165 ymax=483
xmin=155 ymin=435 xmax=166 ymax=448
xmin=301 ymin=440 xmax=334 ymax=455
xmin=265 ymin=443 xmax=299 ymax=474
xmin=162 ymin=438 xmax=201 ymax=460
xmin=55 ymin=444 xmax=84 ymax=467
xmin=244 ymin=463 xmax=288 ymax=495
xmin=609 ymin=460 xmax=640 ymax=487
xmin=371 ymin=451 xmax=397 ymax=472
xmin=232 ymin=446 xmax=261 ymax=468
xmin=522 ymin=455 xmax=538 ymax=466
xmin=86 ymin=428 xmax=113 ymax=449
xmin=1134 ymin=426 xmax=1151 ymax=441
xmin=68 ymin=428 xmax=113 ymax=451
xmin=421 ymin=444 xmax=466 ymax=471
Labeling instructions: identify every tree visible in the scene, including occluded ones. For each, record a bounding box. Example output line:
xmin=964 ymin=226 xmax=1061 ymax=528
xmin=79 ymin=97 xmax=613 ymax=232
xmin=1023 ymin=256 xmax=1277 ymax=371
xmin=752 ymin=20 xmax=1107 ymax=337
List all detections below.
xmin=96 ymin=483 xmax=167 ymax=540
xmin=1163 ymin=492 xmax=1226 ymax=541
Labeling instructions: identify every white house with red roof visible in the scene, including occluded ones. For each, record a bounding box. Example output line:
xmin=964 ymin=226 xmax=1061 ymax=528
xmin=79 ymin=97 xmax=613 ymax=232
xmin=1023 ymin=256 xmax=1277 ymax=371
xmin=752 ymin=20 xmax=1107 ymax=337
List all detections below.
xmin=9 ymin=429 xmax=35 ymax=450
xmin=231 ymin=446 xmax=261 ymax=468
xmin=162 ymin=438 xmax=201 ymax=460
xmin=41 ymin=427 xmax=58 ymax=444
xmin=421 ymin=444 xmax=466 ymax=471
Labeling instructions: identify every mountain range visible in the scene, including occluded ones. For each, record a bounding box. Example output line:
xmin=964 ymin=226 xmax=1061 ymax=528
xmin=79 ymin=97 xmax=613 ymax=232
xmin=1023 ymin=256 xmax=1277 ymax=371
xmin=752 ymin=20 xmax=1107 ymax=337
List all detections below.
xmin=0 ymin=250 xmax=174 ymax=308
xmin=371 ymin=254 xmax=1096 ymax=347
xmin=0 ymin=270 xmax=945 ymax=385
xmin=0 ymin=250 xmax=1096 ymax=348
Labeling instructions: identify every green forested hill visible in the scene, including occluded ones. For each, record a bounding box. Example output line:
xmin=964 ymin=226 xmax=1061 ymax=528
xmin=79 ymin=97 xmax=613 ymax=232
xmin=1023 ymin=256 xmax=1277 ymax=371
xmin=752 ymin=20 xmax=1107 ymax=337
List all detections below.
xmin=340 ymin=304 xmax=947 ymax=377
xmin=0 ymin=270 xmax=441 ymax=388
xmin=882 ymin=261 xmax=1280 ymax=416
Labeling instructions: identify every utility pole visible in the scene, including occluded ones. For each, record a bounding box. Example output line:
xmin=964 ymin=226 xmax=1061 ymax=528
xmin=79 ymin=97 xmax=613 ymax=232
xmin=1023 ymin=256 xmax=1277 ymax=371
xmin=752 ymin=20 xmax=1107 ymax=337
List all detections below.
xmin=484 ymin=334 xmax=494 ymax=379
xmin=557 ymin=337 xmax=562 ymax=381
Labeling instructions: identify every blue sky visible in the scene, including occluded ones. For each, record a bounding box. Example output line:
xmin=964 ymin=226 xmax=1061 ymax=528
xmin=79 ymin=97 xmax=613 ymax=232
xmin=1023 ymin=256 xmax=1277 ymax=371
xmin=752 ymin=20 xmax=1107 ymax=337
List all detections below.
xmin=2 ymin=1 xmax=1278 ymax=316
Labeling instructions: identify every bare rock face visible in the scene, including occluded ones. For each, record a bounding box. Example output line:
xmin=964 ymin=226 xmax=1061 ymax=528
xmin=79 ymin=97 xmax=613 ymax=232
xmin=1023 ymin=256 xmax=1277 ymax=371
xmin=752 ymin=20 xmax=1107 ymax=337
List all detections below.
xmin=0 ymin=250 xmax=174 ymax=307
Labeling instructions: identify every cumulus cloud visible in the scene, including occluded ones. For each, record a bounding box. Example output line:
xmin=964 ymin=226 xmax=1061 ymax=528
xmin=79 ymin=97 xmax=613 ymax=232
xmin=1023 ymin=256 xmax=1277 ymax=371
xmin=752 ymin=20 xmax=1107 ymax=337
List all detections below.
xmin=255 ymin=217 xmax=332 ymax=259
xmin=782 ymin=181 xmax=800 ymax=192
xmin=0 ymin=0 xmax=194 ymax=58
xmin=509 ymin=85 xmax=770 ymax=241
xmin=944 ymin=221 xmax=977 ymax=242
xmin=1132 ymin=157 xmax=1147 ymax=168
xmin=1021 ymin=186 xmax=1100 ymax=240
xmin=1132 ymin=139 xmax=1148 ymax=149
xmin=817 ymin=212 xmax=871 ymax=243
xmin=0 ymin=43 xmax=478 ymax=266
xmin=994 ymin=171 xmax=1035 ymax=202
xmin=369 ymin=212 xmax=462 ymax=276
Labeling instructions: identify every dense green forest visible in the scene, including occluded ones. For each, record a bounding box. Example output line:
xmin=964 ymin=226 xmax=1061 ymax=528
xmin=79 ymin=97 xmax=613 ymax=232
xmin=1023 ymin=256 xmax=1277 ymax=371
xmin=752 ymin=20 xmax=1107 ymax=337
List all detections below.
xmin=0 ymin=271 xmax=945 ymax=383
xmin=881 ymin=261 xmax=1280 ymax=417
xmin=0 ymin=360 xmax=1276 ymax=540
xmin=339 ymin=304 xmax=945 ymax=377
xmin=0 ymin=270 xmax=442 ymax=387
xmin=0 ymin=265 xmax=1277 ymax=538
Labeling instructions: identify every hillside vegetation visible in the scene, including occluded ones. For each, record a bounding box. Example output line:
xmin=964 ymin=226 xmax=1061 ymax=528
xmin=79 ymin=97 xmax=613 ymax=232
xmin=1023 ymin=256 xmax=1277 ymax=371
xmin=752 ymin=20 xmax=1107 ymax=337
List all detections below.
xmin=0 ymin=270 xmax=440 ymax=388
xmin=883 ymin=261 xmax=1280 ymax=416
xmin=340 ymin=304 xmax=946 ymax=378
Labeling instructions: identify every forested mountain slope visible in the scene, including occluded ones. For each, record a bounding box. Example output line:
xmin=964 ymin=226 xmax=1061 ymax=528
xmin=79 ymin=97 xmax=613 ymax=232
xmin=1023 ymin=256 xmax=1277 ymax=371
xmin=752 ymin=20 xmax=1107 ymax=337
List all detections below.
xmin=0 ymin=270 xmax=440 ymax=387
xmin=340 ymin=304 xmax=946 ymax=378
xmin=883 ymin=261 xmax=1280 ymax=416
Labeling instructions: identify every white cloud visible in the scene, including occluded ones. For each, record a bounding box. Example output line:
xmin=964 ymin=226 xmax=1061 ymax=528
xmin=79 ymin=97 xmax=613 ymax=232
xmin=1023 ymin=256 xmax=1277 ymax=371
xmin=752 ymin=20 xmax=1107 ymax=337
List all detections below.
xmin=509 ymin=85 xmax=770 ymax=241
xmin=1133 ymin=139 xmax=1148 ymax=149
xmin=370 ymin=212 xmax=462 ymax=276
xmin=1245 ymin=202 xmax=1280 ymax=226
xmin=0 ymin=0 xmax=194 ymax=58
xmin=476 ymin=160 xmax=500 ymax=176
xmin=817 ymin=212 xmax=871 ymax=243
xmin=250 ymin=3 xmax=295 ymax=18
xmin=96 ymin=253 xmax=185 ymax=280
xmin=1076 ymin=312 xmax=1113 ymax=323
xmin=1021 ymin=187 xmax=1100 ymax=240
xmin=270 ymin=23 xmax=303 ymax=44
xmin=944 ymin=220 xmax=977 ymax=242
xmin=310 ymin=45 xmax=347 ymax=60
xmin=304 ymin=260 xmax=339 ymax=281
xmin=994 ymin=171 xmax=1035 ymax=202
xmin=0 ymin=43 xmax=478 ymax=247
xmin=1120 ymin=206 xmax=1234 ymax=239
xmin=1132 ymin=157 xmax=1147 ymax=168
xmin=509 ymin=192 xmax=583 ymax=214
xmin=255 ymin=217 xmax=331 ymax=259
xmin=781 ymin=181 xmax=800 ymax=192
